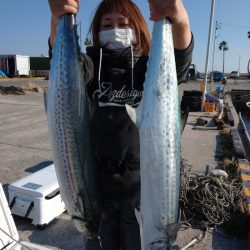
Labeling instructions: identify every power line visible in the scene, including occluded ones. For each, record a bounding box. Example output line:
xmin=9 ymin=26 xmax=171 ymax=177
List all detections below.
xmin=220 ymin=22 xmax=250 ymax=30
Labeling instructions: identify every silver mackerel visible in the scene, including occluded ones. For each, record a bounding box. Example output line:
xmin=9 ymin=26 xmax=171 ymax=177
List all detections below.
xmin=126 ymin=18 xmax=181 ymax=249
xmin=47 ymin=14 xmax=101 ymax=238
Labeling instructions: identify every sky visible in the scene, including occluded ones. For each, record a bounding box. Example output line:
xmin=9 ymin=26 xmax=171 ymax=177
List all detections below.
xmin=0 ymin=0 xmax=249 ymax=73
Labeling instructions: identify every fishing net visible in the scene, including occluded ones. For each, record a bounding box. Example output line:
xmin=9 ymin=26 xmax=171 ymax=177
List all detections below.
xmin=0 ymin=86 xmax=25 ymax=95
xmin=179 ymin=167 xmax=245 ymax=230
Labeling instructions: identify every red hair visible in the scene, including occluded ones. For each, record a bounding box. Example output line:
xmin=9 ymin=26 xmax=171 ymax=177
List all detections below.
xmin=89 ymin=0 xmax=151 ymax=56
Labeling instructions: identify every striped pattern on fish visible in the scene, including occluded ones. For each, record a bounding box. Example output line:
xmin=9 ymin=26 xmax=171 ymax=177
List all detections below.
xmin=126 ymin=18 xmax=181 ymax=249
xmin=46 ymin=14 xmax=101 ymax=238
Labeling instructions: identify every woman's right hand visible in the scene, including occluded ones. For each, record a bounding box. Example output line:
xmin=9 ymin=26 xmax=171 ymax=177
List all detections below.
xmin=48 ymin=0 xmax=80 ymax=48
xmin=48 ymin=0 xmax=80 ymax=18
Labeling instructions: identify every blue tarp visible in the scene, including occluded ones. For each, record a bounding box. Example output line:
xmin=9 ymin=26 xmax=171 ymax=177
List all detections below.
xmin=215 ymin=86 xmax=223 ymax=92
xmin=205 ymin=93 xmax=219 ymax=102
xmin=0 ymin=70 xmax=6 ymax=77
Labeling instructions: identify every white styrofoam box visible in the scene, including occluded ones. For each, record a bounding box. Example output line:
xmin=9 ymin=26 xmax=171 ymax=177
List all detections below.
xmin=8 ymin=164 xmax=65 ymax=227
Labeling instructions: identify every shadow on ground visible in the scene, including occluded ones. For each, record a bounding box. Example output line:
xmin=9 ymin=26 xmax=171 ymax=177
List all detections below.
xmin=25 ymin=160 xmax=53 ymax=173
xmin=25 ymin=215 xmax=87 ymax=250
xmin=212 ymin=227 xmax=249 ymax=250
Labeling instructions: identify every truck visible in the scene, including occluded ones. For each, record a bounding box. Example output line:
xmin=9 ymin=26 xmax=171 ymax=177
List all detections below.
xmin=186 ymin=64 xmax=200 ymax=81
xmin=30 ymin=56 xmax=50 ymax=78
xmin=0 ymin=55 xmax=30 ymax=77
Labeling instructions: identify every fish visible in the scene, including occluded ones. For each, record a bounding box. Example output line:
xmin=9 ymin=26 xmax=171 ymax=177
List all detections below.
xmin=126 ymin=18 xmax=181 ymax=249
xmin=46 ymin=14 xmax=101 ymax=239
xmin=181 ymin=107 xmax=189 ymax=133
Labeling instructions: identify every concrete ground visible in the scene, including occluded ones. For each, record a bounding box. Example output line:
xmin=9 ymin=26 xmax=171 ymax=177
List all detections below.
xmin=0 ymin=78 xmax=249 ymax=249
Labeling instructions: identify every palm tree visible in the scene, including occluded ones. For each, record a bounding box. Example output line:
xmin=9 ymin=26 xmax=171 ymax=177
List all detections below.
xmin=84 ymin=37 xmax=92 ymax=47
xmin=248 ymin=32 xmax=250 ymax=74
xmin=218 ymin=41 xmax=229 ymax=74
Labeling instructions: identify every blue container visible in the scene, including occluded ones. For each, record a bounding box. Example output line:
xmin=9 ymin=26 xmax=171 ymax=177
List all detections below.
xmin=215 ymin=86 xmax=223 ymax=92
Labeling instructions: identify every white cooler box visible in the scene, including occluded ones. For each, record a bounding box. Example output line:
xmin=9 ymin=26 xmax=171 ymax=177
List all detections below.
xmin=8 ymin=164 xmax=65 ymax=228
xmin=0 ymin=183 xmax=52 ymax=250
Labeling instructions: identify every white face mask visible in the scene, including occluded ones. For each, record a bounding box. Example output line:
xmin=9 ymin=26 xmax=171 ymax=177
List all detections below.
xmin=98 ymin=28 xmax=136 ymax=50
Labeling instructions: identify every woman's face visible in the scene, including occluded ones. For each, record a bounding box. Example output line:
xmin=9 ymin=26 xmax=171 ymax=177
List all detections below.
xmin=100 ymin=11 xmax=131 ymax=31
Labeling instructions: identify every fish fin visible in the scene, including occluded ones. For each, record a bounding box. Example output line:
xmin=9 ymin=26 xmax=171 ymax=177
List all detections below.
xmin=181 ymin=106 xmax=189 ymax=134
xmin=134 ymin=207 xmax=142 ymax=227
xmin=43 ymin=90 xmax=47 ymax=114
xmin=165 ymin=221 xmax=181 ymax=243
xmin=134 ymin=208 xmax=144 ymax=250
xmin=125 ymin=104 xmax=139 ymax=126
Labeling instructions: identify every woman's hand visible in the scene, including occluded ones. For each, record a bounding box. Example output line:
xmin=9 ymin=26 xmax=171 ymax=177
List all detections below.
xmin=148 ymin=0 xmax=184 ymax=23
xmin=148 ymin=0 xmax=192 ymax=50
xmin=49 ymin=0 xmax=79 ymax=18
xmin=48 ymin=0 xmax=80 ymax=48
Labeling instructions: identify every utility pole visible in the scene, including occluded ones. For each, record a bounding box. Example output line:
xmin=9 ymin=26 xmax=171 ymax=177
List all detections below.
xmin=210 ymin=20 xmax=220 ymax=84
xmin=238 ymin=54 xmax=241 ymax=73
xmin=248 ymin=59 xmax=250 ymax=75
xmin=201 ymin=0 xmax=216 ymax=111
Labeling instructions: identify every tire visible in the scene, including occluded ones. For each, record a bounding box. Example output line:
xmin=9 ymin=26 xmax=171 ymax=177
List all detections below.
xmin=183 ymin=90 xmax=202 ymax=97
xmin=181 ymin=100 xmax=200 ymax=106
xmin=181 ymin=95 xmax=200 ymax=103
xmin=181 ymin=101 xmax=201 ymax=112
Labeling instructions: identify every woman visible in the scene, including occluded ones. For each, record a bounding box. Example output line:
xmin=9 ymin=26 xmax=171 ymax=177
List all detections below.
xmin=48 ymin=0 xmax=193 ymax=249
